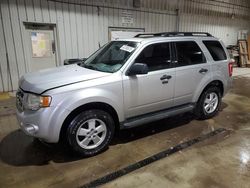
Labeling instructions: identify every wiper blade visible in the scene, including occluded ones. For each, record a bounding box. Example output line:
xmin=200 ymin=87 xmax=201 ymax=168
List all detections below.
xmin=83 ymin=64 xmax=97 ymax=70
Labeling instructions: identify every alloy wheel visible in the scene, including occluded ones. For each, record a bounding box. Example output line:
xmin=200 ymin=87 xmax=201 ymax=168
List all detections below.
xmin=76 ymin=119 xmax=107 ymax=149
xmin=203 ymin=92 xmax=219 ymax=114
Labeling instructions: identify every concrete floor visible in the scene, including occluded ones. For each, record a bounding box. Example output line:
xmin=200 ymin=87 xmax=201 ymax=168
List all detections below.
xmin=0 ymin=68 xmax=250 ymax=188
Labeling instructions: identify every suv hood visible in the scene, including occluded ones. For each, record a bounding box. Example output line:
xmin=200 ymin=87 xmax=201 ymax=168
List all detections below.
xmin=19 ymin=64 xmax=110 ymax=94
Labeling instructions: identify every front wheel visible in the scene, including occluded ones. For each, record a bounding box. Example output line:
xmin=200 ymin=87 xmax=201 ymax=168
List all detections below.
xmin=66 ymin=110 xmax=115 ymax=157
xmin=195 ymin=87 xmax=222 ymax=120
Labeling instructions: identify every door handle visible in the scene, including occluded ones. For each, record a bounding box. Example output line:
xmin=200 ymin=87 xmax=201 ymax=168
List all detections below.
xmin=160 ymin=75 xmax=172 ymax=80
xmin=199 ymin=68 xmax=208 ymax=74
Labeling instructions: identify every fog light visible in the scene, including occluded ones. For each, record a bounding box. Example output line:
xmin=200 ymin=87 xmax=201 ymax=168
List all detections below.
xmin=24 ymin=124 xmax=39 ymax=135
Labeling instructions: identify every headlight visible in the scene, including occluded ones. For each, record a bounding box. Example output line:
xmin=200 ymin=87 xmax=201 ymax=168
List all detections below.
xmin=26 ymin=94 xmax=52 ymax=110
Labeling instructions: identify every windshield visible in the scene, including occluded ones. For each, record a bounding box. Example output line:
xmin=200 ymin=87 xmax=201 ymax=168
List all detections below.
xmin=81 ymin=41 xmax=138 ymax=73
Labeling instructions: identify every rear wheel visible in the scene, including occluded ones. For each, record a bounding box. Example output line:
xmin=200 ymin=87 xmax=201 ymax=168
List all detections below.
xmin=195 ymin=87 xmax=221 ymax=120
xmin=66 ymin=110 xmax=115 ymax=157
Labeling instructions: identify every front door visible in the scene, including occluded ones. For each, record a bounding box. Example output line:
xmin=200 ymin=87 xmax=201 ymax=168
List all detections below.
xmin=123 ymin=42 xmax=175 ymax=118
xmin=26 ymin=26 xmax=57 ymax=72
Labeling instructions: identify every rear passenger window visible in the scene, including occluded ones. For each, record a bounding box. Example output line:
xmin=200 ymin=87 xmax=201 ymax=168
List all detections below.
xmin=203 ymin=41 xmax=227 ymax=61
xmin=135 ymin=42 xmax=171 ymax=71
xmin=175 ymin=41 xmax=206 ymax=67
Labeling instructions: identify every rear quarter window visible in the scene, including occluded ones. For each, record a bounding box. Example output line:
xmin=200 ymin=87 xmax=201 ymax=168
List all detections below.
xmin=203 ymin=41 xmax=227 ymax=61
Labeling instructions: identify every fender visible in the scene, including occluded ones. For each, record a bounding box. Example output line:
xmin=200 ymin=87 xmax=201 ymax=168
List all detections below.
xmin=46 ymin=87 xmax=124 ymax=143
xmin=192 ymin=76 xmax=226 ymax=103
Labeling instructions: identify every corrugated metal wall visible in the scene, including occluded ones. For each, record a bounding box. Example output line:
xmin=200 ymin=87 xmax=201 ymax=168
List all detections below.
xmin=0 ymin=0 xmax=250 ymax=92
xmin=178 ymin=0 xmax=250 ymax=45
xmin=0 ymin=0 xmax=177 ymax=92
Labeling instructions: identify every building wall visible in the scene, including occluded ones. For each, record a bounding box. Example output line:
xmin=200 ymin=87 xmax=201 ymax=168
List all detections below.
xmin=178 ymin=0 xmax=250 ymax=45
xmin=0 ymin=0 xmax=250 ymax=92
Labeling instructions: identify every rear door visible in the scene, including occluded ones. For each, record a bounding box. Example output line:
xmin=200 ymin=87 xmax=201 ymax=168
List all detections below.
xmin=173 ymin=40 xmax=211 ymax=106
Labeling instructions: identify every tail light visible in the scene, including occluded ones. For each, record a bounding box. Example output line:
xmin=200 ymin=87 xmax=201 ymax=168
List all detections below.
xmin=228 ymin=60 xmax=234 ymax=77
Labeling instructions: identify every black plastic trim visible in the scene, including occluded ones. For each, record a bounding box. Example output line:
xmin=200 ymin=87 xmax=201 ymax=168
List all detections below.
xmin=120 ymin=103 xmax=195 ymax=129
xmin=135 ymin=32 xmax=213 ymax=38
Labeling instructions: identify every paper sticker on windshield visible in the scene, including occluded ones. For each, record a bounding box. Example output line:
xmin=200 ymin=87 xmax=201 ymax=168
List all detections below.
xmin=120 ymin=45 xmax=135 ymax=53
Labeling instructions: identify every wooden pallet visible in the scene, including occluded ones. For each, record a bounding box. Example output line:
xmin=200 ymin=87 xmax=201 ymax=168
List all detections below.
xmin=248 ymin=35 xmax=250 ymax=61
xmin=238 ymin=40 xmax=249 ymax=67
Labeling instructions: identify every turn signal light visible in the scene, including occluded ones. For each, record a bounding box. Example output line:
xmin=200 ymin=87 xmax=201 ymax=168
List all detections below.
xmin=40 ymin=96 xmax=52 ymax=107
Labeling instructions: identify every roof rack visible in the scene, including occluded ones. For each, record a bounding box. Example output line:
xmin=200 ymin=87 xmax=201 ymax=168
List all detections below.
xmin=134 ymin=32 xmax=212 ymax=38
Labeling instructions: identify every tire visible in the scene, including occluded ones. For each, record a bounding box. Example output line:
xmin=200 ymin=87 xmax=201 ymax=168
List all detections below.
xmin=66 ymin=109 xmax=115 ymax=157
xmin=195 ymin=86 xmax=222 ymax=120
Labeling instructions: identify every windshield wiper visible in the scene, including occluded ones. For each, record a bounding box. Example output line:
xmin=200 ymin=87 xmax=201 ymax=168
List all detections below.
xmin=83 ymin=64 xmax=97 ymax=71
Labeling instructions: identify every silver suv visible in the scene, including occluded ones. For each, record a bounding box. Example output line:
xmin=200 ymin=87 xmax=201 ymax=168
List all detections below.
xmin=16 ymin=32 xmax=233 ymax=156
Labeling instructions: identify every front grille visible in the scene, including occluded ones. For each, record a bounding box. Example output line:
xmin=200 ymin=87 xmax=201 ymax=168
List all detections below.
xmin=16 ymin=89 xmax=25 ymax=112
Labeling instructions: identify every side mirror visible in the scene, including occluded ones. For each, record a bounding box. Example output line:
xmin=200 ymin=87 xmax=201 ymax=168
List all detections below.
xmin=127 ymin=63 xmax=149 ymax=76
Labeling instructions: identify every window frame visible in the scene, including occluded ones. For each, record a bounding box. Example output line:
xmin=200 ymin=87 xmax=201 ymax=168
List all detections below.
xmin=173 ymin=40 xmax=207 ymax=67
xmin=131 ymin=41 xmax=174 ymax=72
xmin=202 ymin=40 xmax=227 ymax=61
xmin=82 ymin=41 xmax=138 ymax=73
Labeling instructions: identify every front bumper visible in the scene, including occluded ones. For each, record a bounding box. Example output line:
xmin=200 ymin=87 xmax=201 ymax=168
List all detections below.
xmin=19 ymin=121 xmax=39 ymax=135
xmin=16 ymin=107 xmax=59 ymax=143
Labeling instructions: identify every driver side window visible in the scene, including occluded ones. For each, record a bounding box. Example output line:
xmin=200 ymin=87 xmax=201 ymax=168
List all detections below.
xmin=134 ymin=42 xmax=171 ymax=72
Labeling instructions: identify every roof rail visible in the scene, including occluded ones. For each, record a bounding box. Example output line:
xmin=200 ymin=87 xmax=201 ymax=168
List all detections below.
xmin=134 ymin=32 xmax=212 ymax=38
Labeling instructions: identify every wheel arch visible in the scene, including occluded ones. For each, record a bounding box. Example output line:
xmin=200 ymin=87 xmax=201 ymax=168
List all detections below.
xmin=59 ymin=102 xmax=120 ymax=142
xmin=195 ymin=80 xmax=224 ymax=103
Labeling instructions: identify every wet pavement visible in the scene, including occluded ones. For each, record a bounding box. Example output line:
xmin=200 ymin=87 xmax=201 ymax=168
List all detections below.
xmin=0 ymin=69 xmax=250 ymax=188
